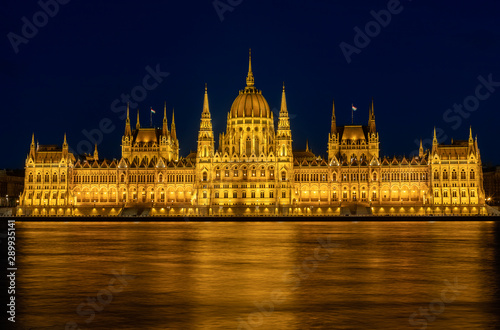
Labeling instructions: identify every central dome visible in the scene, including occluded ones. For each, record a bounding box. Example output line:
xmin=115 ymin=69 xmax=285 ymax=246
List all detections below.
xmin=230 ymin=89 xmax=271 ymax=118
xmin=229 ymin=50 xmax=272 ymax=119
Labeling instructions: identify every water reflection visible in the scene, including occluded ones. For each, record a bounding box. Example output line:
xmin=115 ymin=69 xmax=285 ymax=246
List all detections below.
xmin=16 ymin=221 xmax=500 ymax=329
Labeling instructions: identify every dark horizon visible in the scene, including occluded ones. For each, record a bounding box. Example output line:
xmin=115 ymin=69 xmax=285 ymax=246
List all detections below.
xmin=2 ymin=0 xmax=500 ymax=168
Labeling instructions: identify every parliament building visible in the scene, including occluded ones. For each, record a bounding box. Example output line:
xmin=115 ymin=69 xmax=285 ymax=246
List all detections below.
xmin=18 ymin=53 xmax=487 ymax=216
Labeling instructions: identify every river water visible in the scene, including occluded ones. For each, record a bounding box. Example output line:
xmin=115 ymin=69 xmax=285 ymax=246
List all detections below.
xmin=14 ymin=221 xmax=500 ymax=329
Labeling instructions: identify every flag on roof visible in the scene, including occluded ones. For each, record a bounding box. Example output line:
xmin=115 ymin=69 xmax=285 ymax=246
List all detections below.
xmin=352 ymin=104 xmax=357 ymax=111
xmin=151 ymin=107 xmax=156 ymax=114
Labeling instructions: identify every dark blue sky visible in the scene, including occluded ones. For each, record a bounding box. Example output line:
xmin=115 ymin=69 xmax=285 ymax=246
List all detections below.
xmin=1 ymin=0 xmax=500 ymax=168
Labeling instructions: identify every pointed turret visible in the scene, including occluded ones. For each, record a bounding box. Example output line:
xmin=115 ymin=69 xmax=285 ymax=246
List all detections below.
xmin=197 ymin=84 xmax=215 ymax=160
xmin=171 ymin=109 xmax=177 ymax=141
xmin=29 ymin=133 xmax=36 ymax=159
xmin=246 ymin=48 xmax=255 ymax=88
xmin=331 ymin=98 xmax=337 ymax=135
xmin=277 ymin=83 xmax=290 ymax=131
xmin=124 ymin=103 xmax=132 ymax=136
xmin=368 ymin=98 xmax=376 ymax=133
xmin=62 ymin=133 xmax=68 ymax=157
xmin=93 ymin=144 xmax=98 ymax=160
xmin=469 ymin=126 xmax=474 ymax=145
xmin=202 ymin=83 xmax=210 ymax=117
xmin=306 ymin=140 xmax=309 ymax=152
xmin=276 ymin=83 xmax=292 ymax=159
xmin=419 ymin=139 xmax=424 ymax=158
xmin=432 ymin=127 xmax=438 ymax=154
xmin=136 ymin=109 xmax=140 ymax=129
xmin=162 ymin=102 xmax=169 ymax=136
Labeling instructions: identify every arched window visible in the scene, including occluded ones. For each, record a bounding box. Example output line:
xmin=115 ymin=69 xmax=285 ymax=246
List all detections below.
xmin=372 ymin=172 xmax=377 ymax=181
xmin=461 ymin=169 xmax=466 ymax=180
xmin=452 ymin=170 xmax=457 ymax=180
xmin=443 ymin=170 xmax=448 ymax=180
xmin=255 ymin=138 xmax=260 ymax=155
xmin=470 ymin=169 xmax=475 ymax=180
xmin=434 ymin=171 xmax=439 ymax=180
xmin=281 ymin=171 xmax=286 ymax=181
xmin=246 ymin=138 xmax=251 ymax=157
xmin=44 ymin=172 xmax=49 ymax=182
xmin=28 ymin=172 xmax=33 ymax=183
xmin=332 ymin=172 xmax=337 ymax=181
xmin=159 ymin=174 xmax=163 ymax=182
xmin=120 ymin=174 xmax=125 ymax=183
xmin=202 ymin=172 xmax=207 ymax=182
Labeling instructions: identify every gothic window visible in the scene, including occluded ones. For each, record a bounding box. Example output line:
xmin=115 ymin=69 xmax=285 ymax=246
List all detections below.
xmin=443 ymin=191 xmax=448 ymax=198
xmin=282 ymin=191 xmax=286 ymax=198
xmin=202 ymin=172 xmax=207 ymax=181
xmin=470 ymin=169 xmax=475 ymax=180
xmin=452 ymin=170 xmax=457 ymax=180
xmin=452 ymin=190 xmax=457 ymax=197
xmin=372 ymin=172 xmax=377 ymax=181
xmin=233 ymin=191 xmax=237 ymax=198
xmin=159 ymin=174 xmax=163 ymax=182
xmin=28 ymin=172 xmax=33 ymax=183
xmin=281 ymin=171 xmax=286 ymax=181
xmin=52 ymin=173 xmax=58 ymax=182
xmin=224 ymin=191 xmax=228 ymax=198
xmin=470 ymin=190 xmax=476 ymax=197
xmin=434 ymin=190 xmax=439 ymax=197
xmin=215 ymin=191 xmax=219 ymax=198
xmin=203 ymin=191 xmax=207 ymax=199
xmin=225 ymin=169 xmax=229 ymax=177
xmin=270 ymin=169 xmax=274 ymax=178
xmin=255 ymin=138 xmax=259 ymax=155
xmin=233 ymin=170 xmax=238 ymax=177
xmin=332 ymin=172 xmax=337 ymax=181
xmin=251 ymin=191 xmax=256 ymax=198
xmin=45 ymin=172 xmax=50 ymax=182
xmin=461 ymin=170 xmax=466 ymax=180
xmin=246 ymin=138 xmax=251 ymax=157
xmin=434 ymin=171 xmax=439 ymax=180
xmin=443 ymin=170 xmax=448 ymax=180
xmin=461 ymin=191 xmax=466 ymax=197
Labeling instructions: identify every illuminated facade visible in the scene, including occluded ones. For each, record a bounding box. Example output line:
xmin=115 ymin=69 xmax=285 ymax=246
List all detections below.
xmin=18 ymin=53 xmax=486 ymax=216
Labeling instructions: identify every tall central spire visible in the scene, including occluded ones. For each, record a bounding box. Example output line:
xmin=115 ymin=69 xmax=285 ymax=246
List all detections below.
xmin=246 ymin=48 xmax=255 ymax=88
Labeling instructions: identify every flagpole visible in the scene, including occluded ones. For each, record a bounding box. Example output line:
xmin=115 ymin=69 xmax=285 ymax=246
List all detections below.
xmin=150 ymin=108 xmax=152 ymax=127
xmin=351 ymin=104 xmax=353 ymax=124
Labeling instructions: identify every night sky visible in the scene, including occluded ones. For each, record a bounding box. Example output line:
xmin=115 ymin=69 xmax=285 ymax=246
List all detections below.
xmin=1 ymin=0 xmax=500 ymax=169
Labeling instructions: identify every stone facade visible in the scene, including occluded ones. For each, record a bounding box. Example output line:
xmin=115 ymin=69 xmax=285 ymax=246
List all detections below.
xmin=18 ymin=53 xmax=486 ymax=216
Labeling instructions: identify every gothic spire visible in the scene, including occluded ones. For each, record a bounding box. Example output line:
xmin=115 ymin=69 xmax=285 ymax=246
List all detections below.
xmin=331 ymin=98 xmax=337 ymax=134
xmin=280 ymin=82 xmax=287 ymax=114
xmin=124 ymin=103 xmax=132 ymax=136
xmin=278 ymin=83 xmax=291 ymax=132
xmin=246 ymin=48 xmax=255 ymax=88
xmin=171 ymin=108 xmax=177 ymax=140
xmin=136 ymin=109 xmax=140 ymax=130
xmin=162 ymin=101 xmax=169 ymax=136
xmin=202 ymin=83 xmax=211 ymax=117
xmin=368 ymin=98 xmax=376 ymax=133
